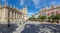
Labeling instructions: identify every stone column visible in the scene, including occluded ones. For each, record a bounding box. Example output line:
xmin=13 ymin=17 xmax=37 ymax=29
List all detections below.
xmin=17 ymin=12 xmax=19 ymax=19
xmin=16 ymin=12 xmax=18 ymax=22
xmin=18 ymin=13 xmax=20 ymax=22
xmin=12 ymin=11 xmax=14 ymax=21
xmin=15 ymin=11 xmax=17 ymax=22
xmin=19 ymin=14 xmax=21 ymax=19
xmin=18 ymin=13 xmax=19 ymax=19
xmin=14 ymin=11 xmax=16 ymax=22
xmin=15 ymin=11 xmax=16 ymax=20
xmin=17 ymin=13 xmax=18 ymax=19
xmin=19 ymin=14 xmax=22 ymax=22
xmin=10 ymin=11 xmax=12 ymax=22
xmin=17 ymin=13 xmax=19 ymax=22
xmin=0 ymin=9 xmax=1 ymax=21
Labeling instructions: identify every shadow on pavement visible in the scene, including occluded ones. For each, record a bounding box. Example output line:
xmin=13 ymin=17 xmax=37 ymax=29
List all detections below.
xmin=21 ymin=24 xmax=39 ymax=33
xmin=0 ymin=24 xmax=18 ymax=33
xmin=21 ymin=24 xmax=60 ymax=33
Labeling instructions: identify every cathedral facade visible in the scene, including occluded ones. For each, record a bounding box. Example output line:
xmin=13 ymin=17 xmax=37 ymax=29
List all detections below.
xmin=0 ymin=5 xmax=27 ymax=24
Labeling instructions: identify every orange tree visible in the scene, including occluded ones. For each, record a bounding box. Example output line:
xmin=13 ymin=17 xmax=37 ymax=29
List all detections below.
xmin=40 ymin=16 xmax=46 ymax=20
xmin=51 ymin=14 xmax=60 ymax=23
xmin=28 ymin=16 xmax=36 ymax=21
xmin=37 ymin=16 xmax=41 ymax=21
xmin=52 ymin=14 xmax=60 ymax=20
xmin=37 ymin=16 xmax=46 ymax=20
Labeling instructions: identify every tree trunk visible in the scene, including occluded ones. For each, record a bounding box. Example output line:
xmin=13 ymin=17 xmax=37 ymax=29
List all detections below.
xmin=57 ymin=19 xmax=59 ymax=24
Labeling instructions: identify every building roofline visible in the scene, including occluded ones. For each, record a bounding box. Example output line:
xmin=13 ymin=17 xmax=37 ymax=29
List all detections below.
xmin=0 ymin=6 xmax=23 ymax=14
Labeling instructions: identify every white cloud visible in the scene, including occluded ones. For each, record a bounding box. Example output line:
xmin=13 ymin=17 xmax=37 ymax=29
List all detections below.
xmin=2 ymin=0 xmax=4 ymax=1
xmin=34 ymin=5 xmax=40 ymax=9
xmin=32 ymin=0 xmax=40 ymax=5
xmin=20 ymin=0 xmax=24 ymax=6
xmin=49 ymin=1 xmax=55 ymax=5
xmin=40 ymin=4 xmax=45 ymax=8
xmin=32 ymin=0 xmax=40 ymax=9
xmin=28 ymin=12 xmax=34 ymax=15
xmin=50 ymin=1 xmax=55 ymax=4
xmin=1 ymin=0 xmax=7 ymax=2
xmin=28 ymin=12 xmax=34 ymax=17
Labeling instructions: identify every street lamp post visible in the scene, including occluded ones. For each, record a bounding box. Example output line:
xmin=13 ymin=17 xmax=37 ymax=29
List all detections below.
xmin=8 ymin=10 xmax=10 ymax=27
xmin=4 ymin=0 xmax=10 ymax=27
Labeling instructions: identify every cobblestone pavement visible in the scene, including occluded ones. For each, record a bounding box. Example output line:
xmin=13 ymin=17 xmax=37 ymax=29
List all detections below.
xmin=0 ymin=24 xmax=18 ymax=33
xmin=0 ymin=21 xmax=60 ymax=33
xmin=21 ymin=22 xmax=60 ymax=33
xmin=21 ymin=24 xmax=60 ymax=33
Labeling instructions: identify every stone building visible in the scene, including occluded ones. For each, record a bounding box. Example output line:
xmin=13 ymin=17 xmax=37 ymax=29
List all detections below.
xmin=33 ymin=5 xmax=60 ymax=18
xmin=0 ymin=5 xmax=27 ymax=24
xmin=40 ymin=5 xmax=60 ymax=17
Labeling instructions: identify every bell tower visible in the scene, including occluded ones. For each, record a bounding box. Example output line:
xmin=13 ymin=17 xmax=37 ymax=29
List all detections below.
xmin=23 ymin=5 xmax=28 ymax=21
xmin=23 ymin=5 xmax=27 ymax=14
xmin=51 ymin=2 xmax=54 ymax=9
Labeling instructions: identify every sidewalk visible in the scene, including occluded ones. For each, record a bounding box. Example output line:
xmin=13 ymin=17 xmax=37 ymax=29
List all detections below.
xmin=25 ymin=21 xmax=60 ymax=25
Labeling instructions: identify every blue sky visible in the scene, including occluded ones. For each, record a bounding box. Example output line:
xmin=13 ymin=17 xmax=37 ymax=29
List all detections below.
xmin=0 ymin=0 xmax=60 ymax=17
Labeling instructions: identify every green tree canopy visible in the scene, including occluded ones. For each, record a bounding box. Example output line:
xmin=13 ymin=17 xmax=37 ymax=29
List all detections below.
xmin=40 ymin=16 xmax=46 ymax=20
xmin=48 ymin=16 xmax=52 ymax=19
xmin=28 ymin=16 xmax=36 ymax=21
xmin=37 ymin=16 xmax=41 ymax=20
xmin=52 ymin=14 xmax=60 ymax=20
